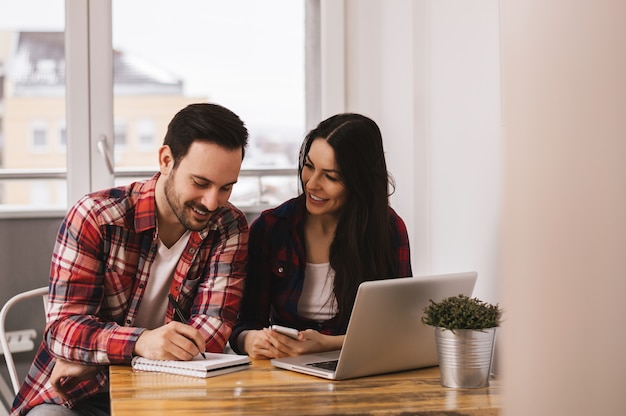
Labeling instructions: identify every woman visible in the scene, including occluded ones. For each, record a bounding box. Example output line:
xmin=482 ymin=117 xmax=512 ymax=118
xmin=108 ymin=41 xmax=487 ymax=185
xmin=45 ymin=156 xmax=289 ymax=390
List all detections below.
xmin=230 ymin=113 xmax=412 ymax=359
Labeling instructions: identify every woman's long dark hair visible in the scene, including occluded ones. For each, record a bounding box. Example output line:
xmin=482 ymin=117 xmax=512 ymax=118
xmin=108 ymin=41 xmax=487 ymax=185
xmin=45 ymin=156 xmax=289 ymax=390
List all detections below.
xmin=298 ymin=113 xmax=397 ymax=327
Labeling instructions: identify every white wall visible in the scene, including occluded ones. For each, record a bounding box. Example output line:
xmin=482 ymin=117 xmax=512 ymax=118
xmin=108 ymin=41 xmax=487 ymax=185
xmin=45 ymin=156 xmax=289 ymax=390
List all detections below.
xmin=500 ymin=1 xmax=626 ymax=414
xmin=428 ymin=0 xmax=501 ymax=302
xmin=322 ymin=0 xmax=502 ymax=303
xmin=325 ymin=2 xmax=626 ymax=413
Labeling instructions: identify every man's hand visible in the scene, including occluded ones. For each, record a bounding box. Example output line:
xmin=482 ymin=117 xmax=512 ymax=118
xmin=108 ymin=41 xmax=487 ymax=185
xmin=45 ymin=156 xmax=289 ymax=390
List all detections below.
xmin=134 ymin=321 xmax=206 ymax=360
xmin=50 ymin=359 xmax=104 ymax=403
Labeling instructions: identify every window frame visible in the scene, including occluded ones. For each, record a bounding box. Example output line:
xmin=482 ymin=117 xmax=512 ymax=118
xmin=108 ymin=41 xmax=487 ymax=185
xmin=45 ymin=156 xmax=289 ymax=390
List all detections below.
xmin=0 ymin=0 xmax=328 ymax=217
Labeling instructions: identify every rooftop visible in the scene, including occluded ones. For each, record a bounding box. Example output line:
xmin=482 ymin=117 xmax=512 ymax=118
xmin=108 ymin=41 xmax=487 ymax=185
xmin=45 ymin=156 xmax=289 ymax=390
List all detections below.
xmin=9 ymin=31 xmax=183 ymax=95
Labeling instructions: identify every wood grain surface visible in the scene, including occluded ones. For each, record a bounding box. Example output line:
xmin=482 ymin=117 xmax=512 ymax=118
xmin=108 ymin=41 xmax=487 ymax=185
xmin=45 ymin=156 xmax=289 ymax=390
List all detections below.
xmin=109 ymin=359 xmax=500 ymax=415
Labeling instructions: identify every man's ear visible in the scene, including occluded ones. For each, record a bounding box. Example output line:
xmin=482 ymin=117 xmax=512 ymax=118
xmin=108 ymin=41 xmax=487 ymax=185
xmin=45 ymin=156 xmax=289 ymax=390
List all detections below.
xmin=158 ymin=145 xmax=174 ymax=174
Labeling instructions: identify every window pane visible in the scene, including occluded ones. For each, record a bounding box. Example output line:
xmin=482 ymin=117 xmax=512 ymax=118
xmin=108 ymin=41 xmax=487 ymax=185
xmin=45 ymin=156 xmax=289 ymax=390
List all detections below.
xmin=112 ymin=0 xmax=303 ymax=209
xmin=31 ymin=122 xmax=48 ymax=150
xmin=0 ymin=0 xmax=66 ymax=212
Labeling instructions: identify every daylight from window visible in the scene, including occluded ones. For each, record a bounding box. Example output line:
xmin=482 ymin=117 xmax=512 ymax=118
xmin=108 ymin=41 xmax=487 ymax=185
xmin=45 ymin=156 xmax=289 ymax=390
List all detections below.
xmin=0 ymin=0 xmax=304 ymax=213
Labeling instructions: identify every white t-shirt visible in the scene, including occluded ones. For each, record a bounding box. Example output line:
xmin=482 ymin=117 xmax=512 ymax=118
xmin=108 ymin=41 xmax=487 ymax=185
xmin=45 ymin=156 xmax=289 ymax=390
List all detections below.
xmin=298 ymin=262 xmax=338 ymax=322
xmin=134 ymin=230 xmax=191 ymax=329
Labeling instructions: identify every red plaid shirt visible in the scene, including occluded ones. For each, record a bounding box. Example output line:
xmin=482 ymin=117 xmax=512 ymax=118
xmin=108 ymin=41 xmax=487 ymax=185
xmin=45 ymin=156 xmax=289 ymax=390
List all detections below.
xmin=12 ymin=174 xmax=248 ymax=415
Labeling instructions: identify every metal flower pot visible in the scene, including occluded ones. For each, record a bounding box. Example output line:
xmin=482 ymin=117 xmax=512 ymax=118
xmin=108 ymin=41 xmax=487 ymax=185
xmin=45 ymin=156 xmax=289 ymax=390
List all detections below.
xmin=434 ymin=327 xmax=496 ymax=388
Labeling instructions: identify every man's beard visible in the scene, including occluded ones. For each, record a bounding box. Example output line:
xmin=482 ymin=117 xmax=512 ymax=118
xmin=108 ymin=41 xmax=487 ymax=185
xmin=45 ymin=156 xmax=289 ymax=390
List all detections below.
xmin=163 ymin=173 xmax=212 ymax=232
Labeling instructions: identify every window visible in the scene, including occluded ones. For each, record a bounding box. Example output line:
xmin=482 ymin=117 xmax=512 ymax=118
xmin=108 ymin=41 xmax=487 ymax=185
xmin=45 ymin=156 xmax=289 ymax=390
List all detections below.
xmin=114 ymin=120 xmax=127 ymax=148
xmin=0 ymin=0 xmax=309 ymax=215
xmin=29 ymin=181 xmax=51 ymax=206
xmin=111 ymin=0 xmax=305 ymax=210
xmin=58 ymin=120 xmax=66 ymax=151
xmin=135 ymin=118 xmax=155 ymax=152
xmin=30 ymin=122 xmax=48 ymax=151
xmin=0 ymin=0 xmax=66 ymax=213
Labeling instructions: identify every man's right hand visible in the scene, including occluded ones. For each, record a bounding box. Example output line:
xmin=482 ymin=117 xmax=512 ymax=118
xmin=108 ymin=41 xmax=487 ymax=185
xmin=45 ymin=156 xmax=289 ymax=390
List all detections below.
xmin=134 ymin=321 xmax=206 ymax=360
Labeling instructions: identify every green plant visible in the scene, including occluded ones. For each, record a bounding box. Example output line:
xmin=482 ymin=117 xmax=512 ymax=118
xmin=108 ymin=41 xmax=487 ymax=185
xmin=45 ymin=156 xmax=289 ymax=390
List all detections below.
xmin=422 ymin=294 xmax=502 ymax=331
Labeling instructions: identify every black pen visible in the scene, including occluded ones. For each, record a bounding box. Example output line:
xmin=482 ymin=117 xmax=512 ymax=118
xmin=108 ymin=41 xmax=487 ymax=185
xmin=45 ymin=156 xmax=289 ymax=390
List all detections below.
xmin=168 ymin=294 xmax=206 ymax=358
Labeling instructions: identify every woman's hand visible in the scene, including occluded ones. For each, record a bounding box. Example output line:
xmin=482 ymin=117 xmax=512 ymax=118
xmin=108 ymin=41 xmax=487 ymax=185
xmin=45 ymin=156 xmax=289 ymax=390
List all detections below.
xmin=241 ymin=329 xmax=277 ymax=359
xmin=242 ymin=328 xmax=345 ymax=359
xmin=265 ymin=328 xmax=345 ymax=358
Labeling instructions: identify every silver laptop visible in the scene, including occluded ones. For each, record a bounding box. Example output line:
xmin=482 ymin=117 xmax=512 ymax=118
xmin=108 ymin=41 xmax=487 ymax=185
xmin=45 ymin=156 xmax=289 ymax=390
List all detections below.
xmin=270 ymin=271 xmax=477 ymax=380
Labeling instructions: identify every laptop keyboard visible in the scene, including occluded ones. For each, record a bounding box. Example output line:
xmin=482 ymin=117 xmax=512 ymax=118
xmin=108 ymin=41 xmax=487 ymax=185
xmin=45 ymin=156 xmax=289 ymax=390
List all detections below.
xmin=306 ymin=360 xmax=338 ymax=371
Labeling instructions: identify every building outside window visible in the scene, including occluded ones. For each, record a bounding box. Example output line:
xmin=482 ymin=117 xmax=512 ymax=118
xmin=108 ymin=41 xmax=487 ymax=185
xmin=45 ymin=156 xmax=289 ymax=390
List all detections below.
xmin=30 ymin=122 xmax=47 ymax=152
xmin=135 ymin=118 xmax=155 ymax=152
xmin=58 ymin=121 xmax=66 ymax=151
xmin=0 ymin=0 xmax=306 ymax=214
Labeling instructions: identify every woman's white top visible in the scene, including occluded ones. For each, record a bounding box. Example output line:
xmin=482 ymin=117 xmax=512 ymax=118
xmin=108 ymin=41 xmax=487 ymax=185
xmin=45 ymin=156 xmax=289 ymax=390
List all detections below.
xmin=298 ymin=262 xmax=338 ymax=322
xmin=134 ymin=230 xmax=191 ymax=329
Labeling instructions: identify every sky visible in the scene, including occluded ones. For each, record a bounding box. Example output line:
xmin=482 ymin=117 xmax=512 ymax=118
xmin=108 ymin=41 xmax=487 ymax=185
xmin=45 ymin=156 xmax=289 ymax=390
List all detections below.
xmin=0 ymin=0 xmax=305 ymax=137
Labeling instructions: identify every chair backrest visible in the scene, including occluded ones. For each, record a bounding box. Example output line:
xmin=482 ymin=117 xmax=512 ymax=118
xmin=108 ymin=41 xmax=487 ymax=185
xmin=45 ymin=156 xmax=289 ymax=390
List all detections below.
xmin=0 ymin=287 xmax=48 ymax=396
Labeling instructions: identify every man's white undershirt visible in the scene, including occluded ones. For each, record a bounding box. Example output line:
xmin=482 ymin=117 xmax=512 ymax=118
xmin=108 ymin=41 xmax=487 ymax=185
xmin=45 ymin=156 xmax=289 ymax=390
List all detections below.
xmin=134 ymin=230 xmax=192 ymax=329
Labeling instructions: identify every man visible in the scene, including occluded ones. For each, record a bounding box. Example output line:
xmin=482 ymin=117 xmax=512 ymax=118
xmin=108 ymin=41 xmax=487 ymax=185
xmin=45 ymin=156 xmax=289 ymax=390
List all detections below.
xmin=12 ymin=103 xmax=249 ymax=415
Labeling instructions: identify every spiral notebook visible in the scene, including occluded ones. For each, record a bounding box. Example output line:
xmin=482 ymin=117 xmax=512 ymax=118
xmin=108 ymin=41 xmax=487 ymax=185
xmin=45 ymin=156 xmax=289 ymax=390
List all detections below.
xmin=131 ymin=353 xmax=250 ymax=378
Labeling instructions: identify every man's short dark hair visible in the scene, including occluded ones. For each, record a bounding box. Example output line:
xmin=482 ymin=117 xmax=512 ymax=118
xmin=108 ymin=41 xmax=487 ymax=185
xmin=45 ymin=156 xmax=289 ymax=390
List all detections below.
xmin=163 ymin=103 xmax=248 ymax=167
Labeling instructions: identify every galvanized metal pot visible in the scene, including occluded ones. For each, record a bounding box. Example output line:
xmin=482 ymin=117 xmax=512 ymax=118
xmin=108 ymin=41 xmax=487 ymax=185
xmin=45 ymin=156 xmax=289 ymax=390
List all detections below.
xmin=434 ymin=327 xmax=496 ymax=388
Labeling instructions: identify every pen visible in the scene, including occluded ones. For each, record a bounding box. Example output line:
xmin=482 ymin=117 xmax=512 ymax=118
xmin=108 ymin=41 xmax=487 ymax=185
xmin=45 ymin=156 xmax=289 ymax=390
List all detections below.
xmin=168 ymin=294 xmax=206 ymax=358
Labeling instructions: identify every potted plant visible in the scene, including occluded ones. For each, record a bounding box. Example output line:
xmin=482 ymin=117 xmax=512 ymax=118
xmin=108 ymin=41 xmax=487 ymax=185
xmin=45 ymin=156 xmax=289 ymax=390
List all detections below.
xmin=422 ymin=294 xmax=502 ymax=388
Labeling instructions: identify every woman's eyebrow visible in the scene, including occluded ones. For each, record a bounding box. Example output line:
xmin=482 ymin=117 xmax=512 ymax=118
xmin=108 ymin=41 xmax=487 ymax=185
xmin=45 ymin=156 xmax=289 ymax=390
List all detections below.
xmin=306 ymin=156 xmax=339 ymax=174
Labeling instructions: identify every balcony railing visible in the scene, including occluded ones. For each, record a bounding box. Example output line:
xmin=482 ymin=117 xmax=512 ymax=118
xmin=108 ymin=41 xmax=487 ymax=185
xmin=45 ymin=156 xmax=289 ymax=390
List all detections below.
xmin=0 ymin=168 xmax=67 ymax=180
xmin=0 ymin=167 xmax=299 ymax=218
xmin=0 ymin=167 xmax=297 ymax=179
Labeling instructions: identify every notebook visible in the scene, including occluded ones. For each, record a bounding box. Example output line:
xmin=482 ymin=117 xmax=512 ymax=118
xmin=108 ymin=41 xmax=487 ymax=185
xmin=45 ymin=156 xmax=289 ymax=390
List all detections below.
xmin=131 ymin=352 xmax=250 ymax=378
xmin=270 ymin=271 xmax=478 ymax=380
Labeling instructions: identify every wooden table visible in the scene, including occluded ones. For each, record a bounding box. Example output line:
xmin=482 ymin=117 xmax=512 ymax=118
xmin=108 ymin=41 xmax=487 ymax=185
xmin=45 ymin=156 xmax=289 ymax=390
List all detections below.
xmin=109 ymin=360 xmax=501 ymax=415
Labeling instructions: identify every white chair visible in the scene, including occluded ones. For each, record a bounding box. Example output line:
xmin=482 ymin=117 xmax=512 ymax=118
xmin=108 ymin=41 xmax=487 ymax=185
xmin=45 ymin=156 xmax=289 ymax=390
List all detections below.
xmin=0 ymin=287 xmax=48 ymax=411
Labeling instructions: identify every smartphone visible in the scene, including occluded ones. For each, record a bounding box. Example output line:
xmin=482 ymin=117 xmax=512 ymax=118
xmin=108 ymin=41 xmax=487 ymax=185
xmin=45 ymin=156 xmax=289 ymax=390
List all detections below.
xmin=269 ymin=324 xmax=299 ymax=339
